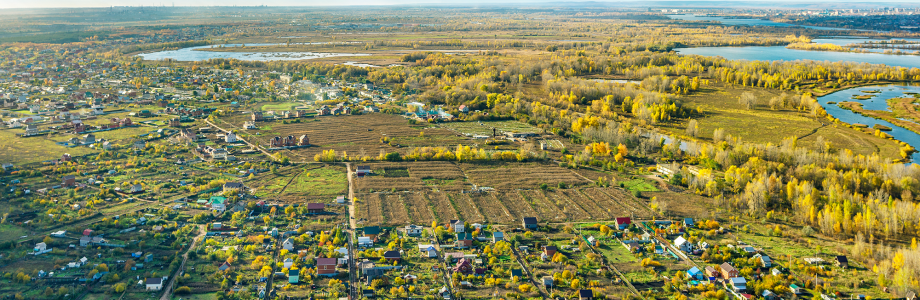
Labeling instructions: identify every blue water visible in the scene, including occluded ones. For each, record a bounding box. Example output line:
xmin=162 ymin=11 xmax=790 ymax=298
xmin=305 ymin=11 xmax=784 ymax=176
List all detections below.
xmin=818 ymin=85 xmax=920 ymax=162
xmin=137 ymin=43 xmax=369 ymax=62
xmin=675 ymin=45 xmax=920 ymax=69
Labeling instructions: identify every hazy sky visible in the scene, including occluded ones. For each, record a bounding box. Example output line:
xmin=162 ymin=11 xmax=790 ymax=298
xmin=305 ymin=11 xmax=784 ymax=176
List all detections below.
xmin=0 ymin=0 xmax=915 ymax=9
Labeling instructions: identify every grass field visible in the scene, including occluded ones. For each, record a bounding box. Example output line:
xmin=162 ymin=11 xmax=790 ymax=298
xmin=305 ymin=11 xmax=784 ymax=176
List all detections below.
xmin=284 ymin=166 xmax=348 ymax=195
xmin=261 ymin=102 xmax=306 ymax=111
xmin=0 ymin=129 xmax=98 ymax=164
xmin=621 ymin=178 xmax=659 ymax=192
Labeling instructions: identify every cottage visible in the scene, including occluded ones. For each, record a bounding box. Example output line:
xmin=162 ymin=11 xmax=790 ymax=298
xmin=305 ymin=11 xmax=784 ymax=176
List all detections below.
xmin=730 ymin=277 xmax=747 ymax=291
xmin=835 ymin=255 xmax=849 ymax=268
xmin=307 ymin=203 xmax=325 ymax=214
xmin=453 ymin=258 xmax=474 ymax=275
xmin=448 ymin=220 xmax=465 ymax=233
xmin=763 ymin=290 xmax=778 ymax=300
xmin=455 ymin=232 xmax=473 ymax=249
xmin=223 ymin=182 xmax=244 ymax=193
xmin=357 ymin=236 xmax=373 ymax=248
xmin=510 ymin=269 xmax=523 ymax=280
xmin=209 ymin=196 xmax=227 ymax=213
xmin=579 ymin=289 xmax=594 ymax=300
xmin=218 ymin=262 xmax=231 ymax=271
xmin=404 ymin=225 xmax=423 ymax=236
xmin=418 ymin=245 xmax=437 ymax=258
xmin=362 ymin=226 xmax=381 ymax=242
xmin=720 ymin=262 xmax=739 ymax=278
xmin=251 ymin=111 xmax=263 ymax=121
xmin=542 ymin=276 xmax=554 ymax=287
xmin=224 ymin=133 xmax=238 ymax=143
xmin=288 ymin=269 xmax=299 ymax=283
xmin=687 ymin=266 xmax=704 ymax=280
xmin=130 ymin=184 xmax=143 ymax=194
xmin=615 ymin=217 xmax=631 ymax=230
xmin=356 ymin=165 xmax=371 ymax=177
xmin=383 ymin=250 xmax=401 ymax=262
xmin=705 ymin=266 xmax=719 ymax=278
xmin=684 ymin=218 xmax=695 ymax=227
xmin=492 ymin=232 xmax=505 ymax=242
xmin=790 ymin=284 xmax=803 ymax=294
xmin=282 ymin=238 xmax=294 ymax=251
xmin=145 ymin=277 xmax=163 ymax=291
xmin=674 ymin=236 xmax=692 ymax=252
xmin=522 ymin=217 xmax=539 ymax=230
xmin=34 ymin=242 xmax=47 ymax=252
xmin=759 ymin=255 xmax=773 ymax=268
xmin=543 ymin=245 xmax=558 ymax=257
xmin=62 ymin=175 xmax=76 ymax=187
xmin=317 ymin=258 xmax=337 ymax=276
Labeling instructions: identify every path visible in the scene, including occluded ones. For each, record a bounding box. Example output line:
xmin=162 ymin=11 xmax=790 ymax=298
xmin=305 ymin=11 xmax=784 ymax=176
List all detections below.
xmin=345 ymin=162 xmax=358 ymax=300
xmin=206 ymin=119 xmax=275 ymax=160
xmin=508 ymin=240 xmax=549 ymax=299
xmin=160 ymin=224 xmax=206 ymax=300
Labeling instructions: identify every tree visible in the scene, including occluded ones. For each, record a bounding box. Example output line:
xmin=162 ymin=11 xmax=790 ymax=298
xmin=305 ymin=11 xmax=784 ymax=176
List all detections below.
xmin=686 ymin=119 xmax=699 ymax=137
xmin=739 ymin=92 xmax=758 ymax=110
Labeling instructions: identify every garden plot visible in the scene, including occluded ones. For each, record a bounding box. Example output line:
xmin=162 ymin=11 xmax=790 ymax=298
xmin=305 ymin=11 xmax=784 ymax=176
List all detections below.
xmin=462 ymin=162 xmax=589 ymax=190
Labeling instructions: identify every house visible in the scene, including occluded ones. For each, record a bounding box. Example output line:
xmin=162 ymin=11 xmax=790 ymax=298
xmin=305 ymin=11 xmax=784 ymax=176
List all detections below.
xmin=459 ymin=105 xmax=469 ymax=113
xmin=684 ymin=218 xmax=695 ymax=227
xmin=790 ymin=283 xmax=803 ymax=294
xmin=83 ymin=229 xmax=93 ymax=236
xmin=25 ymin=124 xmax=39 ymax=136
xmin=218 ymin=262 xmax=231 ymax=271
xmin=211 ymin=148 xmax=228 ymax=160
xmin=225 ymin=133 xmax=238 ymax=143
xmin=133 ymin=140 xmax=146 ymax=150
xmin=523 ymin=217 xmax=539 ymax=230
xmin=729 ymin=277 xmax=747 ymax=291
xmin=448 ymin=220 xmax=464 ymax=233
xmin=130 ymin=184 xmax=143 ymax=194
xmin=493 ymin=232 xmax=504 ymax=242
xmin=288 ymin=269 xmax=299 ymax=284
xmin=223 ymin=182 xmax=244 ymax=193
xmin=383 ymin=251 xmax=401 ymax=262
xmin=418 ymin=245 xmax=437 ymax=258
xmin=674 ymin=236 xmax=691 ymax=252
xmin=453 ymin=258 xmax=474 ymax=275
xmin=835 ymin=255 xmax=849 ymax=268
xmin=742 ymin=246 xmax=757 ymax=254
xmin=759 ymin=255 xmax=773 ymax=268
xmin=62 ymin=175 xmax=76 ymax=187
xmin=763 ymin=290 xmax=778 ymax=300
xmin=356 ymin=165 xmax=371 ymax=177
xmin=615 ymin=217 xmax=631 ymax=230
xmin=244 ymin=121 xmax=257 ymax=129
xmin=283 ymin=258 xmax=294 ymax=269
xmin=510 ymin=269 xmax=523 ymax=280
xmin=282 ymin=238 xmax=294 ymax=251
xmin=317 ymin=258 xmax=337 ymax=276
xmin=579 ymin=289 xmax=594 ymax=300
xmin=34 ymin=242 xmax=47 ymax=252
xmin=209 ymin=196 xmax=227 ymax=213
xmin=307 ymin=203 xmax=325 ymax=214
xmin=404 ymin=225 xmax=423 ymax=236
xmin=624 ymin=241 xmax=642 ymax=252
xmin=362 ymin=226 xmax=381 ymax=241
xmin=543 ymin=245 xmax=558 ymax=257
xmin=687 ymin=266 xmax=704 ymax=280
xmin=357 ymin=236 xmax=373 ymax=248
xmin=455 ymin=232 xmax=473 ymax=248
xmin=251 ymin=111 xmax=263 ymax=121
xmin=145 ymin=277 xmax=163 ymax=291
xmin=542 ymin=276 xmax=554 ymax=287
xmin=720 ymin=262 xmax=739 ymax=278
xmin=51 ymin=230 xmax=66 ymax=238
xmin=705 ymin=266 xmax=719 ymax=278
xmin=443 ymin=252 xmax=465 ymax=263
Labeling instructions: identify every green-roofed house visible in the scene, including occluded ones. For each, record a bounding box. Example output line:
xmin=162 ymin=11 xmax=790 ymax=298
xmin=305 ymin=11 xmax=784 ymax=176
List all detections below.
xmin=209 ymin=196 xmax=227 ymax=213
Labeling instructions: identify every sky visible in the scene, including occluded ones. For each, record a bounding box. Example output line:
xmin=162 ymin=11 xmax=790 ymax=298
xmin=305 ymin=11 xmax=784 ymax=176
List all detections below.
xmin=0 ymin=0 xmax=916 ymax=9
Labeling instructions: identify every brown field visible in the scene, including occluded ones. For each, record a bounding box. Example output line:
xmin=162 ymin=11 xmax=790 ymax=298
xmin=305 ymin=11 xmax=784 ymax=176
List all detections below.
xmin=461 ymin=162 xmax=591 ymax=190
xmin=468 ymin=192 xmax=514 ymax=224
xmin=404 ymin=193 xmax=438 ymax=225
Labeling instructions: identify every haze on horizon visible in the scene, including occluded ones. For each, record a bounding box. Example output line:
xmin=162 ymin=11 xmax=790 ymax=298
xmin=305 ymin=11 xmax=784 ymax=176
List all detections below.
xmin=1 ymin=0 xmax=917 ymax=9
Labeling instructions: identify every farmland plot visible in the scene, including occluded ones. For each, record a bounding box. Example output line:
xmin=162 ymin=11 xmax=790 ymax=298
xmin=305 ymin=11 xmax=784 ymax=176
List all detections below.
xmin=446 ymin=193 xmax=485 ymax=223
xmin=462 ymin=162 xmax=589 ymax=190
xmin=426 ymin=192 xmax=459 ymax=223
xmin=356 ymin=176 xmax=426 ymax=192
xmin=358 ymin=193 xmax=385 ymax=225
xmin=382 ymin=194 xmax=411 ymax=225
xmin=467 ymin=192 xmax=513 ymax=224
xmin=564 ymin=189 xmax=614 ymax=219
xmin=404 ymin=193 xmax=437 ymax=225
xmin=588 ymin=188 xmax=653 ymax=219
xmin=518 ymin=190 xmax=568 ymax=222
xmin=493 ymin=191 xmax=540 ymax=222
xmin=543 ymin=190 xmax=593 ymax=220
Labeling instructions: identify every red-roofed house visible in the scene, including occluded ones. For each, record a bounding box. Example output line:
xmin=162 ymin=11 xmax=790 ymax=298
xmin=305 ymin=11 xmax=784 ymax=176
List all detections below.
xmin=307 ymin=203 xmax=325 ymax=214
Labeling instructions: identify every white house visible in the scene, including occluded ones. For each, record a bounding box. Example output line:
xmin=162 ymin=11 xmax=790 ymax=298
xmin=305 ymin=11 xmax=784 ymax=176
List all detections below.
xmin=224 ymin=133 xmax=238 ymax=143
xmin=34 ymin=242 xmax=47 ymax=252
xmin=145 ymin=277 xmax=164 ymax=291
xmin=448 ymin=220 xmax=464 ymax=233
xmin=212 ymin=148 xmax=228 ymax=160
xmin=674 ymin=236 xmax=691 ymax=253
xmin=282 ymin=238 xmax=294 ymax=251
xmin=405 ymin=225 xmax=423 ymax=236
xmin=92 ymin=105 xmax=104 ymax=115
xmin=130 ymin=184 xmax=144 ymax=194
xmin=418 ymin=244 xmax=437 ymax=258
xmin=357 ymin=236 xmax=373 ymax=248
xmin=283 ymin=258 xmax=294 ymax=269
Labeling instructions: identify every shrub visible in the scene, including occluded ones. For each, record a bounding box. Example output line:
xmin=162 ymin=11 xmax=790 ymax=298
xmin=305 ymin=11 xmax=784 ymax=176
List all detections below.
xmin=175 ymin=286 xmax=192 ymax=294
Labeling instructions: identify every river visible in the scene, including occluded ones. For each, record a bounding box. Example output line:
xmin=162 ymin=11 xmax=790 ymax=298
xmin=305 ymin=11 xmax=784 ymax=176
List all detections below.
xmin=675 ymin=45 xmax=920 ymax=69
xmin=136 ymin=43 xmax=369 ymax=62
xmin=817 ymin=85 xmax=920 ymax=162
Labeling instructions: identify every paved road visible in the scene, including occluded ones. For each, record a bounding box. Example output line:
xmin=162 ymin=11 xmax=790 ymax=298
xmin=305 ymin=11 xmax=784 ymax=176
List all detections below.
xmin=160 ymin=224 xmax=206 ymax=300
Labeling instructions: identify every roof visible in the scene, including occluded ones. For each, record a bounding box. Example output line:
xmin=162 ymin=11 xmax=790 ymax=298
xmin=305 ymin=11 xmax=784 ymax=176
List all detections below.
xmin=383 ymin=251 xmax=401 ymax=258
xmin=510 ymin=269 xmax=523 ymax=276
xmin=688 ymin=266 xmax=702 ymax=275
xmin=146 ymin=277 xmax=162 ymax=285
xmin=363 ymin=226 xmax=381 ymax=235
xmin=307 ymin=203 xmax=325 ymax=210
xmin=289 ymin=269 xmax=299 ymax=276
xmin=761 ymin=256 xmax=772 ymax=263
xmin=721 ymin=262 xmax=737 ymax=272
xmin=317 ymin=258 xmax=337 ymax=266
xmin=523 ymin=217 xmax=538 ymax=224
xmin=209 ymin=196 xmax=226 ymax=204
xmin=579 ymin=289 xmax=593 ymax=297
xmin=836 ymin=255 xmax=848 ymax=263
xmin=730 ymin=277 xmax=747 ymax=284
xmin=543 ymin=246 xmax=557 ymax=251
xmin=224 ymin=182 xmax=243 ymax=188
xmin=615 ymin=217 xmax=631 ymax=224
xmin=493 ymin=232 xmax=504 ymax=237
xmin=674 ymin=236 xmax=688 ymax=245
xmin=456 ymin=232 xmax=473 ymax=240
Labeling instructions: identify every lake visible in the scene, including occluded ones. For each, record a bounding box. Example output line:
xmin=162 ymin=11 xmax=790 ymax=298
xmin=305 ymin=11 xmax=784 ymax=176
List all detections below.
xmin=817 ymin=85 xmax=920 ymax=163
xmin=675 ymin=45 xmax=920 ymax=69
xmin=136 ymin=43 xmax=369 ymax=62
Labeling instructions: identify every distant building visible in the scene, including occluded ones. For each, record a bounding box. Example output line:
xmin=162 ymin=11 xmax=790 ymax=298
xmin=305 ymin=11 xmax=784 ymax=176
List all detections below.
xmin=145 ymin=277 xmax=163 ymax=291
